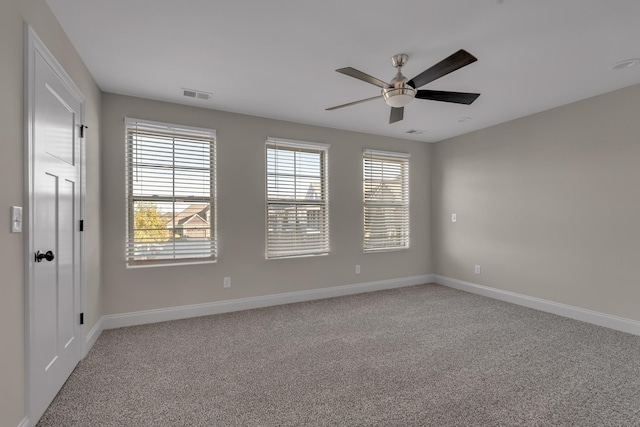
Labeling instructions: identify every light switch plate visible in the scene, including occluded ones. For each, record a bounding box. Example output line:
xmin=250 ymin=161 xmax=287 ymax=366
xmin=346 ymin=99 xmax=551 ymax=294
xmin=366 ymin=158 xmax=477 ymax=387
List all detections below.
xmin=11 ymin=206 xmax=22 ymax=233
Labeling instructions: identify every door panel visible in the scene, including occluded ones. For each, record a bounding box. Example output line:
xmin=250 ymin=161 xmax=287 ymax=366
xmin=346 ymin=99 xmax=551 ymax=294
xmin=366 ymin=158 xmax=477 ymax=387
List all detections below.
xmin=42 ymin=83 xmax=75 ymax=165
xmin=33 ymin=172 xmax=58 ymax=373
xmin=58 ymin=178 xmax=76 ymax=349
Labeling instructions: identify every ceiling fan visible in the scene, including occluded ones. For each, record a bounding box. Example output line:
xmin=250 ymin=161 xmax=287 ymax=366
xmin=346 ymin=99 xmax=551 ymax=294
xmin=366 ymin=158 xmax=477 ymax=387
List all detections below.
xmin=326 ymin=49 xmax=480 ymax=124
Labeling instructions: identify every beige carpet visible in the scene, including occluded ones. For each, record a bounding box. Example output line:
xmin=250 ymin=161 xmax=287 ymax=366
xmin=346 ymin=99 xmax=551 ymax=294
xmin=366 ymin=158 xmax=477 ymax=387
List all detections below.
xmin=38 ymin=283 xmax=640 ymax=426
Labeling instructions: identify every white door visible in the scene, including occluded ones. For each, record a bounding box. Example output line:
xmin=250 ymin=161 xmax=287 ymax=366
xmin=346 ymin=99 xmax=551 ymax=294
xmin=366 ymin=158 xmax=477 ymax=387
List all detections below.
xmin=28 ymin=28 xmax=84 ymax=424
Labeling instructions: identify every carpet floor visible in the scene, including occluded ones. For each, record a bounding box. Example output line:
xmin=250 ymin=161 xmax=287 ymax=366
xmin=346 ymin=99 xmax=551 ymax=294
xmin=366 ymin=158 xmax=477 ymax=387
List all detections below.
xmin=37 ymin=284 xmax=640 ymax=426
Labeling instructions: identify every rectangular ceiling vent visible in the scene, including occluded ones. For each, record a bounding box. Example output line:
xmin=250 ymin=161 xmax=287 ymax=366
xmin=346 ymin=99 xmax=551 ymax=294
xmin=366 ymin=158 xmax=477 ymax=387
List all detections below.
xmin=406 ymin=129 xmax=424 ymax=135
xmin=182 ymin=88 xmax=212 ymax=101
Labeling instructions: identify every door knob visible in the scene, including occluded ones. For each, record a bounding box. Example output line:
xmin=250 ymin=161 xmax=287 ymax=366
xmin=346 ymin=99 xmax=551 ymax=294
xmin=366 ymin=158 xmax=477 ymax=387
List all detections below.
xmin=35 ymin=250 xmax=55 ymax=262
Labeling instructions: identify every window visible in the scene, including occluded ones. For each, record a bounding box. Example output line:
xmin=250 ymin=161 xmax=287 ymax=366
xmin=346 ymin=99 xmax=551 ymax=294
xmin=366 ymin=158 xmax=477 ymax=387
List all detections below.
xmin=125 ymin=118 xmax=216 ymax=265
xmin=266 ymin=138 xmax=329 ymax=258
xmin=363 ymin=149 xmax=410 ymax=252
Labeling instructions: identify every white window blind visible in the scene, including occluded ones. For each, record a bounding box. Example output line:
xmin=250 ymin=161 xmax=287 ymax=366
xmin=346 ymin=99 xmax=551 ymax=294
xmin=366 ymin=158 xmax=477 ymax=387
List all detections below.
xmin=125 ymin=118 xmax=216 ymax=265
xmin=266 ymin=138 xmax=329 ymax=259
xmin=363 ymin=149 xmax=410 ymax=252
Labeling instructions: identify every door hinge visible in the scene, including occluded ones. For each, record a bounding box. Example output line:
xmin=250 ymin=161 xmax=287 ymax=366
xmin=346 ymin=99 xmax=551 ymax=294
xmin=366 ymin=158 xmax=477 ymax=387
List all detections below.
xmin=79 ymin=124 xmax=88 ymax=138
xmin=80 ymin=219 xmax=84 ymax=232
xmin=80 ymin=312 xmax=84 ymax=325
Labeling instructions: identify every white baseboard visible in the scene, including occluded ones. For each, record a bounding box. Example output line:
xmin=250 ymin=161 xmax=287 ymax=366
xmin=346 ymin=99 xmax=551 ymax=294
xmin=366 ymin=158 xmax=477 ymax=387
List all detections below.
xmin=434 ymin=275 xmax=640 ymax=336
xmin=84 ymin=316 xmax=104 ymax=357
xmin=103 ymin=274 xmax=434 ymax=330
xmin=17 ymin=417 xmax=29 ymax=427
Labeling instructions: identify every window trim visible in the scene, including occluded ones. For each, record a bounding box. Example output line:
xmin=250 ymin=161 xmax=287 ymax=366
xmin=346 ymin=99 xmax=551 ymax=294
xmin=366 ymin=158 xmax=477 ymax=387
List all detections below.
xmin=124 ymin=117 xmax=217 ymax=266
xmin=363 ymin=148 xmax=410 ymax=253
xmin=265 ymin=137 xmax=330 ymax=259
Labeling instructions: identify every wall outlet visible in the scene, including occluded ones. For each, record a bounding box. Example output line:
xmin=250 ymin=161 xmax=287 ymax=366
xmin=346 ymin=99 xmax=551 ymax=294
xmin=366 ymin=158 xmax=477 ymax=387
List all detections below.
xmin=223 ymin=277 xmax=231 ymax=288
xmin=355 ymin=265 xmax=360 ymax=274
xmin=451 ymin=213 xmax=457 ymax=223
xmin=474 ymin=265 xmax=481 ymax=275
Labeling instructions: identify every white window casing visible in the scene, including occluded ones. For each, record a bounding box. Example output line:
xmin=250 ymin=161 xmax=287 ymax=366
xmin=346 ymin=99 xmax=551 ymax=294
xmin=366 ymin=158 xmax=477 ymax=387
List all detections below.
xmin=363 ymin=149 xmax=410 ymax=252
xmin=266 ymin=137 xmax=330 ymax=259
xmin=125 ymin=118 xmax=217 ymax=266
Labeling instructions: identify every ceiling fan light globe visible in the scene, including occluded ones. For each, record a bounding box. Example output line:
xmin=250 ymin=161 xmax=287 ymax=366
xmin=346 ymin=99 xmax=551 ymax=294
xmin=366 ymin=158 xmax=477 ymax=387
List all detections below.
xmin=383 ymin=87 xmax=416 ymax=108
xmin=385 ymin=94 xmax=413 ymax=108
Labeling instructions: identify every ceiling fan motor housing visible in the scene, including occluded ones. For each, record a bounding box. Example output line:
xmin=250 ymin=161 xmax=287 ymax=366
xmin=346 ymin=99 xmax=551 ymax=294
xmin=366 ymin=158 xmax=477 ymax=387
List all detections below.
xmin=383 ymin=54 xmax=416 ymax=108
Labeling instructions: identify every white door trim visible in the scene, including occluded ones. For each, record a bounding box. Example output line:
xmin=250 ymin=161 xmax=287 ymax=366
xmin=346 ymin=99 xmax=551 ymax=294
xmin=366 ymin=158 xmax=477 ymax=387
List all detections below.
xmin=24 ymin=25 xmax=87 ymax=427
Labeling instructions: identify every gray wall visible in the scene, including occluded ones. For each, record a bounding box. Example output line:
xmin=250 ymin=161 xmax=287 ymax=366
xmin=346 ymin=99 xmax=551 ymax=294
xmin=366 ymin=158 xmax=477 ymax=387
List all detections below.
xmin=101 ymin=94 xmax=432 ymax=315
xmin=432 ymin=83 xmax=640 ymax=322
xmin=0 ymin=0 xmax=102 ymax=426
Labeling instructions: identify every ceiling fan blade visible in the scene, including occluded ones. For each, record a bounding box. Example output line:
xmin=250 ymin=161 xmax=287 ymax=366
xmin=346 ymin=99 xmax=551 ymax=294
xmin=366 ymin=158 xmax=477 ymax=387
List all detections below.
xmin=408 ymin=49 xmax=478 ymax=89
xmin=415 ymin=90 xmax=480 ymax=105
xmin=325 ymin=96 xmax=382 ymax=111
xmin=389 ymin=107 xmax=404 ymax=124
xmin=336 ymin=67 xmax=388 ymax=88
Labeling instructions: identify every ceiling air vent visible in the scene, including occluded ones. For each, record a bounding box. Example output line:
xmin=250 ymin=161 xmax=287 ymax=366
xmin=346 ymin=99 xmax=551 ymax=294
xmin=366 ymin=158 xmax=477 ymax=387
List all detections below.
xmin=182 ymin=88 xmax=212 ymax=101
xmin=406 ymin=129 xmax=424 ymax=135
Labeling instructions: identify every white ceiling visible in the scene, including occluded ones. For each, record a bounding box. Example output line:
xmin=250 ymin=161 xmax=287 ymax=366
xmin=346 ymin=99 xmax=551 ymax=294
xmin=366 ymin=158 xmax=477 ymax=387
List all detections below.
xmin=46 ymin=0 xmax=640 ymax=142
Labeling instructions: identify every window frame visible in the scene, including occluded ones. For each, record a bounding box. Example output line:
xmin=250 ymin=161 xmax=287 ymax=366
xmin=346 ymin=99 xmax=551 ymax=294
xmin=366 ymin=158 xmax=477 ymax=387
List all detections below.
xmin=265 ymin=137 xmax=330 ymax=259
xmin=363 ymin=148 xmax=410 ymax=253
xmin=125 ymin=117 xmax=217 ymax=267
